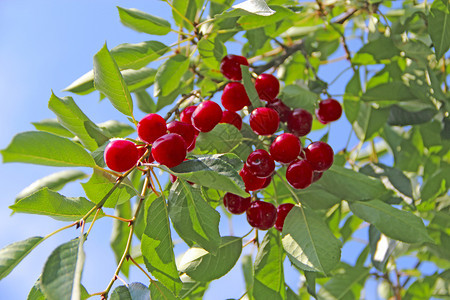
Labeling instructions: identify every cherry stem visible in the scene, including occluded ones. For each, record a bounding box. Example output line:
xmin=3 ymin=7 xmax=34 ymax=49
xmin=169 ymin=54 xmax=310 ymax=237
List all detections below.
xmin=103 ymin=214 xmax=132 ymax=223
xmin=86 ymin=208 xmax=101 ymax=237
xmin=274 ymin=171 xmax=301 ymax=204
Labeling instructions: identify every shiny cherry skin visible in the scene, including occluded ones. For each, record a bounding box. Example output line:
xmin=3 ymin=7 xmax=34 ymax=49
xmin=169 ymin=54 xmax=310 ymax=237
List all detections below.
xmin=270 ymin=133 xmax=302 ymax=164
xmin=275 ymin=203 xmax=295 ymax=232
xmin=245 ymin=149 xmax=275 ymax=178
xmin=137 ymin=114 xmax=167 ymax=144
xmin=287 ymin=108 xmax=313 ymax=137
xmin=104 ymin=139 xmax=139 ymax=172
xmin=286 ymin=160 xmax=314 ymax=189
xmin=223 ymin=193 xmax=252 ymax=215
xmin=255 ymin=73 xmax=280 ymax=102
xmin=220 ymin=54 xmax=249 ymax=80
xmin=266 ymin=99 xmax=292 ymax=123
xmin=221 ymin=82 xmax=251 ymax=112
xmin=191 ymin=101 xmax=223 ymax=132
xmin=180 ymin=105 xmax=197 ymax=125
xmin=151 ymin=133 xmax=187 ymax=168
xmin=316 ymin=98 xmax=342 ymax=124
xmin=304 ymin=141 xmax=334 ymax=172
xmin=239 ymin=166 xmax=266 ymax=192
xmin=246 ymin=200 xmax=277 ymax=230
xmin=261 ymin=176 xmax=272 ymax=189
xmin=167 ymin=121 xmax=196 ymax=148
xmin=220 ymin=110 xmax=243 ymax=130
xmin=249 ymin=107 xmax=279 ymax=136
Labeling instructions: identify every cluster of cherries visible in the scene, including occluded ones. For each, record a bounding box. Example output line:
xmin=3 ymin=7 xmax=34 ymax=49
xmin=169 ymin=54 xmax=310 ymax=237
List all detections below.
xmin=103 ymin=53 xmax=342 ymax=232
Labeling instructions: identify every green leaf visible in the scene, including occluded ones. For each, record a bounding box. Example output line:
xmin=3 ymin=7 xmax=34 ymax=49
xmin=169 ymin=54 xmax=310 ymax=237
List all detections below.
xmin=118 ymin=7 xmax=171 ymax=35
xmin=428 ymin=0 xmax=450 ymax=60
xmin=196 ymin=124 xmax=243 ymax=153
xmin=111 ymin=286 xmax=132 ymax=300
xmin=353 ymin=103 xmax=389 ymax=141
xmin=134 ymin=90 xmax=156 ymax=114
xmin=349 ymin=199 xmax=433 ymax=244
xmin=98 ymin=120 xmax=135 ymax=138
xmin=141 ymin=196 xmax=182 ymax=295
xmin=343 ymin=71 xmax=362 ymax=124
xmin=28 ymin=278 xmax=90 ymax=300
xmin=178 ymin=236 xmax=242 ymax=282
xmin=162 ymin=153 xmax=248 ymax=197
xmin=253 ymin=229 xmax=286 ymax=300
xmin=0 ymin=237 xmax=43 ymax=280
xmin=93 ymin=43 xmax=134 ymax=118
xmin=63 ymin=71 xmax=96 ymax=95
xmin=353 ymin=36 xmax=400 ymax=65
xmin=242 ymin=255 xmax=254 ymax=297
xmin=279 ymin=85 xmax=317 ymax=113
xmin=16 ymin=170 xmax=87 ymax=201
xmin=168 ymin=181 xmax=221 ymax=253
xmin=48 ymin=92 xmax=108 ymax=151
xmin=110 ymin=201 xmax=132 ymax=278
xmin=241 ymin=65 xmax=264 ymax=108
xmin=32 ymin=119 xmax=74 ymax=138
xmin=111 ymin=41 xmax=169 ymax=70
xmin=154 ymin=54 xmax=190 ymax=97
xmin=238 ymin=5 xmax=293 ymax=30
xmin=41 ymin=238 xmax=85 ymax=300
xmin=121 ymin=68 xmax=157 ymax=92
xmin=198 ymin=37 xmax=226 ymax=69
xmin=317 ymin=266 xmax=370 ymax=299
xmin=387 ymin=105 xmax=437 ymax=126
xmin=362 ymin=82 xmax=418 ymax=103
xmin=10 ymin=188 xmax=103 ymax=221
xmin=111 ymin=282 xmax=152 ymax=300
xmin=82 ymin=169 xmax=137 ymax=208
xmin=282 ymin=206 xmax=341 ymax=275
xmin=150 ymin=281 xmax=180 ymax=300
xmin=172 ymin=0 xmax=197 ymax=31
xmin=1 ymin=131 xmax=96 ymax=167
xmin=232 ymin=0 xmax=275 ymax=16
xmin=369 ymin=225 xmax=396 ymax=272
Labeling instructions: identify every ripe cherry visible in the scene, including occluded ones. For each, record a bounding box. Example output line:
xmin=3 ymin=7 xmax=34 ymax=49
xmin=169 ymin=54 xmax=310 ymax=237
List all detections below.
xmin=220 ymin=110 xmax=243 ymax=130
xmin=245 ymin=149 xmax=275 ymax=178
xmin=270 ymin=133 xmax=302 ymax=164
xmin=167 ymin=121 xmax=195 ymax=148
xmin=287 ymin=108 xmax=313 ymax=137
xmin=104 ymin=139 xmax=139 ymax=172
xmin=246 ymin=200 xmax=277 ymax=230
xmin=151 ymin=133 xmax=187 ymax=168
xmin=249 ymin=107 xmax=279 ymax=136
xmin=137 ymin=114 xmax=167 ymax=144
xmin=261 ymin=176 xmax=272 ymax=189
xmin=220 ymin=54 xmax=249 ymax=80
xmin=191 ymin=101 xmax=223 ymax=132
xmin=266 ymin=99 xmax=292 ymax=123
xmin=316 ymin=98 xmax=342 ymax=124
xmin=239 ymin=166 xmax=266 ymax=192
xmin=180 ymin=105 xmax=197 ymax=125
xmin=312 ymin=171 xmax=323 ymax=183
xmin=286 ymin=160 xmax=314 ymax=189
xmin=223 ymin=193 xmax=252 ymax=215
xmin=221 ymin=82 xmax=250 ymax=111
xmin=255 ymin=73 xmax=279 ymax=102
xmin=187 ymin=137 xmax=196 ymax=152
xmin=275 ymin=203 xmax=295 ymax=232
xmin=304 ymin=141 xmax=334 ymax=172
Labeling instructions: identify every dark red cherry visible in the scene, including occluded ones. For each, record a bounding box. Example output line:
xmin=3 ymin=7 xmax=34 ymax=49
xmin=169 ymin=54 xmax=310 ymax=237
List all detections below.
xmin=261 ymin=176 xmax=272 ymax=189
xmin=312 ymin=171 xmax=323 ymax=183
xmin=220 ymin=54 xmax=249 ymax=80
xmin=137 ymin=114 xmax=167 ymax=144
xmin=239 ymin=166 xmax=266 ymax=192
xmin=220 ymin=110 xmax=243 ymax=130
xmin=286 ymin=160 xmax=314 ymax=189
xmin=266 ymin=99 xmax=292 ymax=123
xmin=187 ymin=137 xmax=196 ymax=152
xmin=270 ymin=133 xmax=302 ymax=164
xmin=151 ymin=133 xmax=187 ymax=168
xmin=221 ymin=82 xmax=251 ymax=112
xmin=304 ymin=141 xmax=334 ymax=172
xmin=180 ymin=105 xmax=197 ymax=125
xmin=275 ymin=203 xmax=295 ymax=232
xmin=246 ymin=200 xmax=277 ymax=230
xmin=104 ymin=139 xmax=140 ymax=172
xmin=191 ymin=101 xmax=223 ymax=132
xmin=249 ymin=107 xmax=279 ymax=136
xmin=245 ymin=149 xmax=275 ymax=178
xmin=167 ymin=121 xmax=195 ymax=148
xmin=287 ymin=108 xmax=313 ymax=137
xmin=316 ymin=98 xmax=342 ymax=124
xmin=223 ymin=193 xmax=252 ymax=215
xmin=255 ymin=73 xmax=280 ymax=102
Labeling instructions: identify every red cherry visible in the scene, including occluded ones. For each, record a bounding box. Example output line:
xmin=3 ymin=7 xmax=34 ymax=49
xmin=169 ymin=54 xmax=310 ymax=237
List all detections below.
xmin=223 ymin=193 xmax=252 ymax=215
xmin=137 ymin=114 xmax=167 ymax=144
xmin=246 ymin=200 xmax=277 ymax=230
xmin=261 ymin=176 xmax=272 ymax=189
xmin=316 ymin=98 xmax=342 ymax=124
xmin=255 ymin=74 xmax=279 ymax=102
xmin=266 ymin=99 xmax=292 ymax=123
xmin=239 ymin=166 xmax=266 ymax=192
xmin=275 ymin=203 xmax=295 ymax=232
xmin=304 ymin=141 xmax=334 ymax=172
xmin=312 ymin=171 xmax=323 ymax=183
xmin=180 ymin=105 xmax=197 ymax=125
xmin=187 ymin=137 xmax=196 ymax=152
xmin=221 ymin=82 xmax=251 ymax=111
xmin=220 ymin=110 xmax=243 ymax=130
xmin=270 ymin=133 xmax=302 ymax=164
xmin=191 ymin=101 xmax=223 ymax=132
xmin=245 ymin=149 xmax=275 ymax=178
xmin=167 ymin=121 xmax=195 ymax=148
xmin=286 ymin=160 xmax=314 ymax=189
xmin=249 ymin=107 xmax=279 ymax=136
xmin=220 ymin=54 xmax=249 ymax=80
xmin=104 ymin=139 xmax=139 ymax=172
xmin=151 ymin=133 xmax=187 ymax=168
xmin=287 ymin=108 xmax=313 ymax=137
